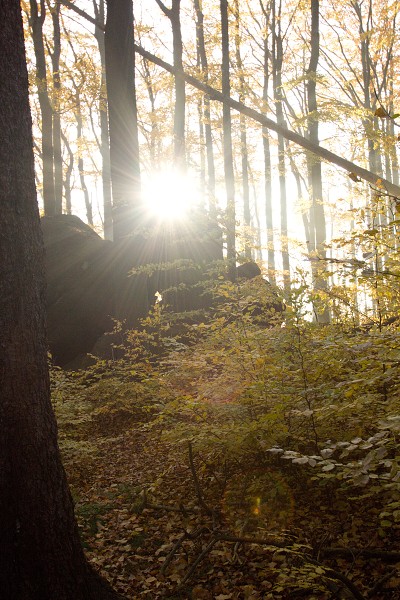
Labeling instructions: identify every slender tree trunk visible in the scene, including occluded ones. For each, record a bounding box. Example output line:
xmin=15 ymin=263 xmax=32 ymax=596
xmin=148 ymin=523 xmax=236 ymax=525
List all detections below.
xmin=61 ymin=130 xmax=73 ymax=214
xmin=233 ymin=0 xmax=251 ymax=260
xmin=29 ymin=0 xmax=56 ymax=215
xmin=155 ymin=0 xmax=186 ymax=170
xmin=105 ymin=0 xmax=141 ymax=241
xmin=272 ymin=0 xmax=290 ymax=292
xmin=141 ymin=54 xmax=159 ymax=165
xmin=93 ymin=0 xmax=113 ymax=239
xmin=220 ymin=0 xmax=236 ymax=281
xmin=0 ymin=3 xmax=121 ymax=598
xmin=47 ymin=0 xmax=63 ymax=214
xmin=306 ymin=0 xmax=329 ymax=322
xmin=75 ymin=93 xmax=93 ymax=225
xmin=193 ymin=0 xmax=217 ymax=218
xmin=260 ymin=0 xmax=275 ymax=281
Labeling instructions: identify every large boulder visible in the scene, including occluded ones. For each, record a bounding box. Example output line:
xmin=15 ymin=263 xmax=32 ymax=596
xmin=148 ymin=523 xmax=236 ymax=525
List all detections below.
xmin=41 ymin=215 xmax=116 ymax=366
xmin=42 ymin=213 xmax=223 ymax=366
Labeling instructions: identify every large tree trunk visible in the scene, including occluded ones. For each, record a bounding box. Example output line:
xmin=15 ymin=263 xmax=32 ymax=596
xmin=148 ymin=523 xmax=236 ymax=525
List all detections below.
xmin=0 ymin=3 xmax=121 ymax=599
xmin=105 ymin=0 xmax=142 ymax=241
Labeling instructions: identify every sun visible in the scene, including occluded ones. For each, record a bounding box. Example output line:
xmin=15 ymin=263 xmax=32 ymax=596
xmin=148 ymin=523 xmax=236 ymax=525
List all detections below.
xmin=142 ymin=169 xmax=200 ymax=220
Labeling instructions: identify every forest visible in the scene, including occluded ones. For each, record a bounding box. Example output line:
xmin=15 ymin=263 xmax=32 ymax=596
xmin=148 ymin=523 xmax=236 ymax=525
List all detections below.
xmin=1 ymin=0 xmax=400 ymax=598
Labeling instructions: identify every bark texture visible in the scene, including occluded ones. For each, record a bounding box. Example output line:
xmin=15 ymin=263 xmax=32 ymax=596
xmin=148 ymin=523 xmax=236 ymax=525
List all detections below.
xmin=0 ymin=3 xmax=121 ymax=598
xmin=105 ymin=0 xmax=141 ymax=241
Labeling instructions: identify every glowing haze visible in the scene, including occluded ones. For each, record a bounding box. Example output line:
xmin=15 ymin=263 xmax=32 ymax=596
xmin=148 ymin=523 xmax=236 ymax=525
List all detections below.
xmin=142 ymin=169 xmax=201 ymax=220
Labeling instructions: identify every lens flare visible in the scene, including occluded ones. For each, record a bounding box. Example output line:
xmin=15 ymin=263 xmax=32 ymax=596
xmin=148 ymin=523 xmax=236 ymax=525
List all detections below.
xmin=142 ymin=169 xmax=199 ymax=221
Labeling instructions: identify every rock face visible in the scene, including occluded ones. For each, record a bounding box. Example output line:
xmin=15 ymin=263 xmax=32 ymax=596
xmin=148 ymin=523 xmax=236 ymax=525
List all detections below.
xmin=41 ymin=215 xmax=116 ymax=366
xmin=42 ymin=214 xmax=223 ymax=366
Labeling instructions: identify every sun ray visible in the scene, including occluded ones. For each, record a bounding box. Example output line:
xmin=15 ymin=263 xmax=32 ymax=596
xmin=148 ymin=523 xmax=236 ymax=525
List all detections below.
xmin=142 ymin=169 xmax=200 ymax=220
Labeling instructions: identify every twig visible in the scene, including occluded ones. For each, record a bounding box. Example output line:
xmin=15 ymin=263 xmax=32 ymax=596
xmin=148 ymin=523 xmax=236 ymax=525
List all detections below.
xmin=187 ymin=441 xmax=212 ymax=515
xmin=179 ymin=536 xmax=219 ymax=585
xmin=160 ymin=527 xmax=209 ymax=576
xmin=320 ymin=547 xmax=400 ymax=562
xmin=307 ymin=558 xmax=367 ymax=600
xmin=145 ymin=501 xmax=200 ymax=514
xmin=367 ymin=569 xmax=397 ymax=598
xmin=216 ymin=532 xmax=292 ymax=548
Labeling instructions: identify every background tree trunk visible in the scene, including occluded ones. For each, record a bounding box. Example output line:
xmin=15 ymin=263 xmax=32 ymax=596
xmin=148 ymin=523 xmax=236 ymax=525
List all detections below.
xmin=48 ymin=0 xmax=63 ymax=214
xmin=271 ymin=0 xmax=290 ymax=292
xmin=220 ymin=0 xmax=236 ymax=281
xmin=194 ymin=0 xmax=217 ymax=218
xmin=0 ymin=2 xmax=121 ymax=598
xmin=29 ymin=0 xmax=56 ymax=215
xmin=94 ymin=0 xmax=113 ymax=240
xmin=307 ymin=0 xmax=329 ymax=322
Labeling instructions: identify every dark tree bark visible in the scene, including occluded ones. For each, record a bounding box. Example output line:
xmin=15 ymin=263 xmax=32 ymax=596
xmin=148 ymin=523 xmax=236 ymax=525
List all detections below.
xmin=220 ymin=0 xmax=236 ymax=281
xmin=105 ymin=0 xmax=142 ymax=241
xmin=29 ymin=0 xmax=56 ymax=215
xmin=0 ymin=3 xmax=122 ymax=599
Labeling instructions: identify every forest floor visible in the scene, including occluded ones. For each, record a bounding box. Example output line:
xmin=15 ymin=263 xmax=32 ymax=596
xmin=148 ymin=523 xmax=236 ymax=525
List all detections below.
xmin=56 ymin=377 xmax=400 ymax=600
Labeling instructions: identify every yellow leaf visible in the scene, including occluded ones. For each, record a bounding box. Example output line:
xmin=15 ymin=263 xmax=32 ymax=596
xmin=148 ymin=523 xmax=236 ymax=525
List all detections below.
xmin=375 ymin=106 xmax=389 ymax=118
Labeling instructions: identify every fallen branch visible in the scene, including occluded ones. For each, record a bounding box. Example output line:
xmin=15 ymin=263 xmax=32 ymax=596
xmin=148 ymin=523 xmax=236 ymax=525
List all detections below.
xmin=160 ymin=526 xmax=209 ymax=576
xmin=320 ymin=547 xmax=400 ymax=562
xmin=367 ymin=568 xmax=398 ymax=598
xmin=60 ymin=0 xmax=400 ymax=199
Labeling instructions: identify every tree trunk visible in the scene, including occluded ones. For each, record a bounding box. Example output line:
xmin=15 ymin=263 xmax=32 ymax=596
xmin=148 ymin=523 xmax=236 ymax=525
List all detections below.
xmin=194 ymin=0 xmax=217 ymax=218
xmin=29 ymin=0 xmax=56 ymax=215
xmin=220 ymin=0 xmax=236 ymax=281
xmin=155 ymin=0 xmax=186 ymax=170
xmin=61 ymin=130 xmax=73 ymax=214
xmin=94 ymin=0 xmax=113 ymax=240
xmin=233 ymin=0 xmax=251 ymax=260
xmin=261 ymin=2 xmax=275 ymax=283
xmin=75 ymin=93 xmax=93 ymax=225
xmin=272 ymin=0 xmax=290 ymax=292
xmin=306 ymin=0 xmax=329 ymax=322
xmin=105 ymin=0 xmax=142 ymax=241
xmin=0 ymin=3 xmax=121 ymax=599
xmin=48 ymin=0 xmax=63 ymax=214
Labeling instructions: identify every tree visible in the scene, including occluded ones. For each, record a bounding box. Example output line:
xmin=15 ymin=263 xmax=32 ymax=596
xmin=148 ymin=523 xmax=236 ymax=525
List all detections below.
xmin=93 ymin=0 xmax=113 ymax=240
xmin=29 ymin=0 xmax=56 ymax=215
xmin=105 ymin=0 xmax=142 ymax=241
xmin=306 ymin=0 xmax=329 ymax=322
xmin=154 ymin=0 xmax=186 ymax=170
xmin=0 ymin=2 xmax=121 ymax=598
xmin=271 ymin=0 xmax=290 ymax=292
xmin=220 ymin=0 xmax=236 ymax=281
xmin=194 ymin=0 xmax=217 ymax=218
